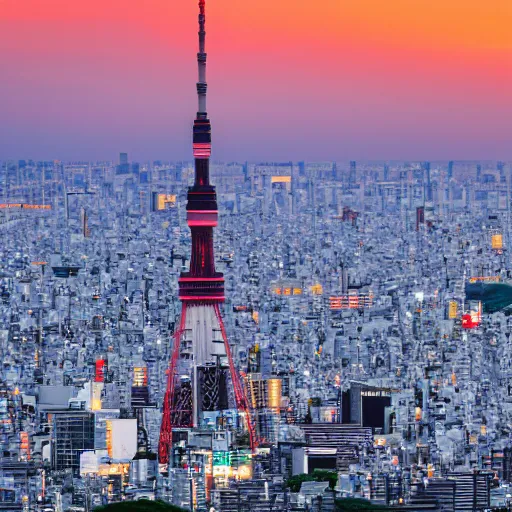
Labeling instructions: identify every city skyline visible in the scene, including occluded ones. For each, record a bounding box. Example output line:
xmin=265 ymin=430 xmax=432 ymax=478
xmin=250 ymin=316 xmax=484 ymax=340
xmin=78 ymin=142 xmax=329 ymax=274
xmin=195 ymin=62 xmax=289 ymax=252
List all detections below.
xmin=1 ymin=0 xmax=511 ymax=162
xmin=1 ymin=0 xmax=512 ymax=509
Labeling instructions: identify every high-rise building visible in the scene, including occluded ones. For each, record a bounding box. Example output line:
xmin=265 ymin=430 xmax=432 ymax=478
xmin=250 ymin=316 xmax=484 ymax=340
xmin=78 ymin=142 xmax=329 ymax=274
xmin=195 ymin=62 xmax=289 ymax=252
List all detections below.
xmin=117 ymin=153 xmax=130 ymax=175
xmin=51 ymin=410 xmax=95 ymax=473
xmin=158 ymin=0 xmax=255 ymax=472
xmin=422 ymin=161 xmax=432 ymax=201
xmin=448 ymin=160 xmax=454 ymax=180
xmin=383 ymin=164 xmax=390 ymax=182
xmin=349 ymin=161 xmax=357 ymax=185
xmin=498 ymin=160 xmax=506 ymax=183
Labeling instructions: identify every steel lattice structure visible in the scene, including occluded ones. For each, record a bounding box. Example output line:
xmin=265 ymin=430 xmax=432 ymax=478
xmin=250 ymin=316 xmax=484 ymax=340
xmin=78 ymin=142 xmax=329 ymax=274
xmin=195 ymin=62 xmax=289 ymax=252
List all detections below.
xmin=158 ymin=0 xmax=256 ymax=468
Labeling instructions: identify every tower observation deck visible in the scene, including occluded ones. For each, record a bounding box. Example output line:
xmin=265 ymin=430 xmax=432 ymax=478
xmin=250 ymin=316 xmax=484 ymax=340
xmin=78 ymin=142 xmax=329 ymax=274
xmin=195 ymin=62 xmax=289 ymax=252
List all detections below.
xmin=158 ymin=0 xmax=256 ymax=471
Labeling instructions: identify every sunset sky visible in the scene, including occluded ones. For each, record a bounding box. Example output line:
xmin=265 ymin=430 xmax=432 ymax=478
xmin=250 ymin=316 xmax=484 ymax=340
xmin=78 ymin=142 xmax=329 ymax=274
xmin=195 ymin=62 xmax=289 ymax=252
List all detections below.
xmin=0 ymin=0 xmax=510 ymax=161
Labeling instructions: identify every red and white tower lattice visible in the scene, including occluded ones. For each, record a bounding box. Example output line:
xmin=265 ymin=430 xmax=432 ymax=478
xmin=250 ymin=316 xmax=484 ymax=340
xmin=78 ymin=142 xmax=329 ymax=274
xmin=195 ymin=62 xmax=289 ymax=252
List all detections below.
xmin=158 ymin=0 xmax=256 ymax=469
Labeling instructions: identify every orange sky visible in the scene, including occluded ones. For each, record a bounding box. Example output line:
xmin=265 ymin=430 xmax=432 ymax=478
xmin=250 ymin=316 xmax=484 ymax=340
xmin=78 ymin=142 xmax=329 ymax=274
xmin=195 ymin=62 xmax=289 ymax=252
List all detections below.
xmin=0 ymin=0 xmax=510 ymax=160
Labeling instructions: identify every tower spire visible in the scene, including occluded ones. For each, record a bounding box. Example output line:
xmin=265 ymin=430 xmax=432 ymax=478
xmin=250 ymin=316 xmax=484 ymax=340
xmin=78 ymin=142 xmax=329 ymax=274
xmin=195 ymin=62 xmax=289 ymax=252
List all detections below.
xmin=192 ymin=0 xmax=212 ymax=182
xmin=197 ymin=0 xmax=207 ymax=116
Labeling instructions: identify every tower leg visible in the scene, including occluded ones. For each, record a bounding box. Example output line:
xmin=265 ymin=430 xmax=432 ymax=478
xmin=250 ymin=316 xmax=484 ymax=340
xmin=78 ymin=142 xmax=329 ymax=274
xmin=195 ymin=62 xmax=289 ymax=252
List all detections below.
xmin=214 ymin=304 xmax=257 ymax=452
xmin=158 ymin=305 xmax=188 ymax=468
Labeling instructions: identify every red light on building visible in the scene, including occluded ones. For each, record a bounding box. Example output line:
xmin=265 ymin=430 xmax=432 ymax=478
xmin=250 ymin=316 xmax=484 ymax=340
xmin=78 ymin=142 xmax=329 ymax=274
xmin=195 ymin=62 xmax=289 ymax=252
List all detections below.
xmin=186 ymin=210 xmax=218 ymax=227
xmin=330 ymin=293 xmax=373 ymax=310
xmin=193 ymin=143 xmax=212 ymax=159
xmin=462 ymin=314 xmax=479 ymax=329
xmin=95 ymin=360 xmax=106 ymax=382
xmin=20 ymin=432 xmax=30 ymax=460
xmin=462 ymin=302 xmax=482 ymax=329
xmin=348 ymin=296 xmax=359 ymax=309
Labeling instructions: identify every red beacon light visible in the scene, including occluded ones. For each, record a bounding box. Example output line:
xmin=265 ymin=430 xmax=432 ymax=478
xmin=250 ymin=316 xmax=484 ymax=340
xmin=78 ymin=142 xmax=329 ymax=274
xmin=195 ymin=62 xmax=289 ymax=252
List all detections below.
xmin=462 ymin=313 xmax=481 ymax=329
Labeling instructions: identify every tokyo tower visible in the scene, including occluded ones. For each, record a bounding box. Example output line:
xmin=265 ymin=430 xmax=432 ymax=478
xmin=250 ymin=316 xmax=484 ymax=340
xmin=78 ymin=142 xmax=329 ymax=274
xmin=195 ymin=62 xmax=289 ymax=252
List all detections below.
xmin=158 ymin=0 xmax=256 ymax=469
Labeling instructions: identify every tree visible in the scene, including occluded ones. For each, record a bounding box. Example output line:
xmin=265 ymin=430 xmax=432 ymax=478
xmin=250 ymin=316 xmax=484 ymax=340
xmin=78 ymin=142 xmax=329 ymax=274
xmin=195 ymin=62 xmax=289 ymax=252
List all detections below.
xmin=286 ymin=470 xmax=338 ymax=492
xmin=286 ymin=473 xmax=316 ymax=492
xmin=311 ymin=470 xmax=337 ymax=490
xmin=94 ymin=500 xmax=188 ymax=512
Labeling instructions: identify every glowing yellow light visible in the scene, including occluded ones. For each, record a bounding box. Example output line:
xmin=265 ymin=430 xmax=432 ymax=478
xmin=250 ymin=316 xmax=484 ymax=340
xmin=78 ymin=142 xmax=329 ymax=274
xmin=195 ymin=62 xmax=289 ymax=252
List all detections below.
xmin=237 ymin=464 xmax=252 ymax=480
xmin=133 ymin=367 xmax=148 ymax=387
xmin=0 ymin=203 xmax=51 ymax=210
xmin=267 ymin=379 xmax=282 ymax=409
xmin=212 ymin=465 xmax=234 ymax=478
xmin=97 ymin=463 xmax=129 ymax=476
xmin=157 ymin=194 xmax=177 ymax=210
xmin=271 ymin=176 xmax=291 ymax=183
xmin=469 ymin=276 xmax=500 ymax=283
xmin=310 ymin=284 xmax=323 ymax=295
xmin=106 ymin=421 xmax=113 ymax=457
xmin=492 ymin=234 xmax=503 ymax=250
xmin=91 ymin=398 xmax=102 ymax=411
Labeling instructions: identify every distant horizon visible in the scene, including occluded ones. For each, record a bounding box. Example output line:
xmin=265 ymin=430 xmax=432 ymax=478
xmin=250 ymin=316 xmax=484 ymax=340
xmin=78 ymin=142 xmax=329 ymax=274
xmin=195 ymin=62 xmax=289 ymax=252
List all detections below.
xmin=2 ymin=158 xmax=509 ymax=166
xmin=1 ymin=0 xmax=511 ymax=161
